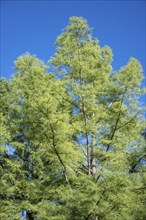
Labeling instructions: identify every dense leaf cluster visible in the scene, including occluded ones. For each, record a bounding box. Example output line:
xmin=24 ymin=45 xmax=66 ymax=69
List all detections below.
xmin=0 ymin=17 xmax=146 ymax=220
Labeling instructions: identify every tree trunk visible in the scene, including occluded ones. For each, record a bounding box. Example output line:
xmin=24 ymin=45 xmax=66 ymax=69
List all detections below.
xmin=91 ymin=132 xmax=96 ymax=176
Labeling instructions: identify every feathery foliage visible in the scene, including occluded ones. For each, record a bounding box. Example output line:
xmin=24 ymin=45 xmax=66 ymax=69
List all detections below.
xmin=0 ymin=17 xmax=145 ymax=220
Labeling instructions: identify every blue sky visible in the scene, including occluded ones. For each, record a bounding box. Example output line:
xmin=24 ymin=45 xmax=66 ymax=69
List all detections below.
xmin=1 ymin=0 xmax=146 ymax=82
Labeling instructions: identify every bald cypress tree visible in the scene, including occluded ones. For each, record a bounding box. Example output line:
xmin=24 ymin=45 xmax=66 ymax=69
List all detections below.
xmin=0 ymin=17 xmax=145 ymax=220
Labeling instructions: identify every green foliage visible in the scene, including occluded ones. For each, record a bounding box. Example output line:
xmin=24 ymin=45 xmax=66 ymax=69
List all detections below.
xmin=0 ymin=17 xmax=145 ymax=220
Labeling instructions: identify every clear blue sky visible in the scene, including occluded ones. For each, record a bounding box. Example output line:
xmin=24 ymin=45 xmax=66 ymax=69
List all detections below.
xmin=1 ymin=0 xmax=146 ymax=82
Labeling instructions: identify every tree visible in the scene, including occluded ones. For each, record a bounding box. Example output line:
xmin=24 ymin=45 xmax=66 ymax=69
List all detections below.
xmin=0 ymin=17 xmax=145 ymax=220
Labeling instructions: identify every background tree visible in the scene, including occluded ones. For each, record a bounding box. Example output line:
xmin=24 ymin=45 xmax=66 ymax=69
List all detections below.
xmin=0 ymin=17 xmax=145 ymax=220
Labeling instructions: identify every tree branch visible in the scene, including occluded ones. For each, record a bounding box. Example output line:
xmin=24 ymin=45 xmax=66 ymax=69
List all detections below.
xmin=106 ymin=99 xmax=123 ymax=152
xmin=129 ymin=153 xmax=146 ymax=173
xmin=116 ymin=112 xmax=139 ymax=131
xmin=44 ymin=124 xmax=70 ymax=185
xmin=73 ymin=134 xmax=87 ymax=156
